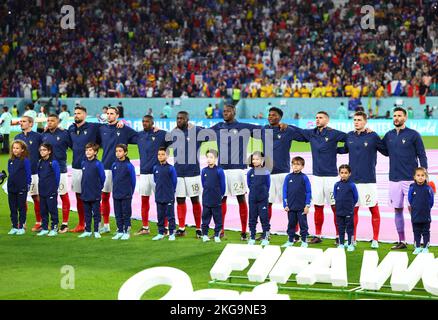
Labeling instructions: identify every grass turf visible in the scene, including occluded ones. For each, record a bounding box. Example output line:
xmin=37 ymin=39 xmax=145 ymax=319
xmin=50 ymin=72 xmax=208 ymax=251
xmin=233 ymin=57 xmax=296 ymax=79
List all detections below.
xmin=0 ymin=132 xmax=437 ymax=300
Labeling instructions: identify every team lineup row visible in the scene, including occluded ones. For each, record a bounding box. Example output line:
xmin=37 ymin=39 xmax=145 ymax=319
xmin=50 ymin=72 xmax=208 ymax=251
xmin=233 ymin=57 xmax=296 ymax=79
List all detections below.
xmin=4 ymin=104 xmax=433 ymax=253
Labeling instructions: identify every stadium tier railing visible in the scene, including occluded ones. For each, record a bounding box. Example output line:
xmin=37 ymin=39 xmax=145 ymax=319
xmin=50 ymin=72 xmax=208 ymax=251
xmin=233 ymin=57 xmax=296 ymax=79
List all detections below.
xmin=2 ymin=97 xmax=437 ymax=120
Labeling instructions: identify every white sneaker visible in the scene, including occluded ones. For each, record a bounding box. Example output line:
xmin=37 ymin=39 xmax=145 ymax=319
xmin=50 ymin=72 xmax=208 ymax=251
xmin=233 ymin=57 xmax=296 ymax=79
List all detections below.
xmin=281 ymin=241 xmax=293 ymax=248
xmin=48 ymin=230 xmax=58 ymax=237
xmin=300 ymin=242 xmax=308 ymax=248
xmin=202 ymin=235 xmax=210 ymax=242
xmin=78 ymin=232 xmax=92 ymax=238
xmin=99 ymin=225 xmax=111 ymax=234
xmin=261 ymin=239 xmax=270 ymax=246
xmin=248 ymin=239 xmax=256 ymax=245
xmin=152 ymin=234 xmax=164 ymax=241
xmin=16 ymin=229 xmax=25 ymax=235
xmin=8 ymin=228 xmax=19 ymax=235
xmin=353 ymin=240 xmax=357 ymax=247
xmin=214 ymin=236 xmax=221 ymax=243
xmin=94 ymin=232 xmax=101 ymax=239
xmin=168 ymin=234 xmax=176 ymax=241
xmin=112 ymin=232 xmax=124 ymax=240
xmin=121 ymin=233 xmax=130 ymax=240
xmin=37 ymin=230 xmax=49 ymax=236
xmin=371 ymin=240 xmax=379 ymax=249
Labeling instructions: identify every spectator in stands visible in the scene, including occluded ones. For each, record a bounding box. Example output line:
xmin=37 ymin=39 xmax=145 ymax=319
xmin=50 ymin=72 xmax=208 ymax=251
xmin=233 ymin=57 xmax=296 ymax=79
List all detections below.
xmin=97 ymin=106 xmax=108 ymax=123
xmin=407 ymin=107 xmax=414 ymax=119
xmin=0 ymin=106 xmax=12 ymax=154
xmin=36 ymin=105 xmax=48 ymax=133
xmin=2 ymin=0 xmax=437 ymax=100
xmin=212 ymin=104 xmax=222 ymax=119
xmin=205 ymin=104 xmax=213 ymax=119
xmin=160 ymin=102 xmax=172 ymax=119
xmin=11 ymin=104 xmax=18 ymax=118
xmin=336 ymin=102 xmax=348 ymax=119
xmin=424 ymin=105 xmax=436 ymax=119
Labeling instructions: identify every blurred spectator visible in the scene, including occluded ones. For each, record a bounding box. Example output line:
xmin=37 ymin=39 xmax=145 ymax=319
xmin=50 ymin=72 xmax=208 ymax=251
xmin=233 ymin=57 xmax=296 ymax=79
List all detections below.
xmin=97 ymin=106 xmax=108 ymax=123
xmin=117 ymin=101 xmax=124 ymax=118
xmin=205 ymin=103 xmax=213 ymax=119
xmin=252 ymin=112 xmax=264 ymax=119
xmin=232 ymin=85 xmax=241 ymax=105
xmin=36 ymin=105 xmax=48 ymax=133
xmin=11 ymin=104 xmax=18 ymax=117
xmin=407 ymin=106 xmax=414 ymax=119
xmin=424 ymin=104 xmax=436 ymax=119
xmin=212 ymin=104 xmax=222 ymax=119
xmin=59 ymin=104 xmax=70 ymax=129
xmin=0 ymin=106 xmax=12 ymax=153
xmin=23 ymin=103 xmax=37 ymax=120
xmin=336 ymin=101 xmax=348 ymax=119
xmin=160 ymin=102 xmax=172 ymax=119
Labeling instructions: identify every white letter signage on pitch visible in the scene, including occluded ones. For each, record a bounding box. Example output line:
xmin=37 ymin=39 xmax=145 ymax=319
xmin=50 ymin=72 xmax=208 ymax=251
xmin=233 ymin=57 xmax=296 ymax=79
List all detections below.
xmin=118 ymin=266 xmax=289 ymax=300
xmin=118 ymin=245 xmax=438 ymax=300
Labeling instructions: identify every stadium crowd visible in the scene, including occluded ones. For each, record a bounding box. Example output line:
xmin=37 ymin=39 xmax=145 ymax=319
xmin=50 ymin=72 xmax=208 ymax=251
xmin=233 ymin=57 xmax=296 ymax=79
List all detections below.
xmin=1 ymin=0 xmax=437 ymax=100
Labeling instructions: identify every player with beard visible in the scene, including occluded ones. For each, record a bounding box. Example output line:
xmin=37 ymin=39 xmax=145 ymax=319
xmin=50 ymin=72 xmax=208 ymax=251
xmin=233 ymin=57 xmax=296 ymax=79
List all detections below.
xmin=382 ymin=107 xmax=428 ymax=250
xmin=41 ymin=114 xmax=72 ymax=233
xmin=15 ymin=116 xmax=43 ymax=231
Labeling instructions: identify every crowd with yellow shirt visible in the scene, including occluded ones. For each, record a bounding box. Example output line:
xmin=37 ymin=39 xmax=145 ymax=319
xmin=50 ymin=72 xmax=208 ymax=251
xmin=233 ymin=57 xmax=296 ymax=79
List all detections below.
xmin=241 ymin=80 xmax=387 ymax=99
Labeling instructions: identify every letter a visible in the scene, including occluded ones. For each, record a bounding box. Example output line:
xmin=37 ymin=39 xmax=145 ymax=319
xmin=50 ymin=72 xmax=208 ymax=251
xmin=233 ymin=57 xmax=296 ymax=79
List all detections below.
xmin=60 ymin=5 xmax=75 ymax=30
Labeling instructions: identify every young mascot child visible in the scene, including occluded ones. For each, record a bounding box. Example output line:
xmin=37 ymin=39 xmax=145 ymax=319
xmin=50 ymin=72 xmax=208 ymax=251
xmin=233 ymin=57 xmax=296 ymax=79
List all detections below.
xmin=333 ymin=164 xmax=359 ymax=251
xmin=408 ymin=167 xmax=434 ymax=254
xmin=79 ymin=143 xmax=106 ymax=239
xmin=282 ymin=156 xmax=312 ymax=247
xmin=247 ymin=151 xmax=271 ymax=246
xmin=111 ymin=144 xmax=136 ymax=240
xmin=7 ymin=140 xmax=31 ymax=235
xmin=200 ymin=149 xmax=226 ymax=243
xmin=37 ymin=143 xmax=61 ymax=237
xmin=152 ymin=147 xmax=177 ymax=241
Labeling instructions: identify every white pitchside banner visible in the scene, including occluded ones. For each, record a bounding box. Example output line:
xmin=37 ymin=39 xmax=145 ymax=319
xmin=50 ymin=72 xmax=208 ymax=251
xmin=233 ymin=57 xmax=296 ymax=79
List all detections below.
xmin=118 ymin=244 xmax=438 ymax=300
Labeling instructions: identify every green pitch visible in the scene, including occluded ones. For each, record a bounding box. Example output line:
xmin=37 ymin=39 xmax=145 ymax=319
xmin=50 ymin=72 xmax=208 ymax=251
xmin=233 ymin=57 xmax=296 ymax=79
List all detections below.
xmin=0 ymin=133 xmax=437 ymax=300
